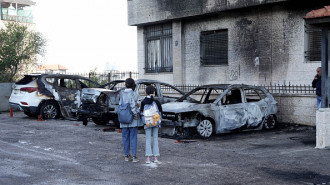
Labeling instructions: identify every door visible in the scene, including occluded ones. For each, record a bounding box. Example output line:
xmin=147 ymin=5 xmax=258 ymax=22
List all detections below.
xmin=218 ymin=88 xmax=247 ymax=133
xmin=55 ymin=78 xmax=81 ymax=118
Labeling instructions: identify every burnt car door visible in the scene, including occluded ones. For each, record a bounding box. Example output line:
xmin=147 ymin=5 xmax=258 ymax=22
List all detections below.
xmin=217 ymin=88 xmax=248 ymax=133
xmin=55 ymin=77 xmax=81 ymax=119
xmin=242 ymin=88 xmax=267 ymax=128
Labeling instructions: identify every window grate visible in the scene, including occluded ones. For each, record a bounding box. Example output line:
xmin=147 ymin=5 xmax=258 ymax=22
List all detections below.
xmin=305 ymin=25 xmax=322 ymax=61
xmin=144 ymin=23 xmax=173 ymax=73
xmin=201 ymin=29 xmax=228 ymax=65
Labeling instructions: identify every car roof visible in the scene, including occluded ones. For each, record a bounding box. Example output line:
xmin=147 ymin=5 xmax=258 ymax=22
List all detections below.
xmin=24 ymin=73 xmax=43 ymax=77
xmin=194 ymin=84 xmax=265 ymax=89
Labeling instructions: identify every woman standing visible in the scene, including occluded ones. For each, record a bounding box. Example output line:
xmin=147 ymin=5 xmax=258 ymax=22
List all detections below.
xmin=119 ymin=78 xmax=140 ymax=162
xmin=140 ymin=85 xmax=162 ymax=163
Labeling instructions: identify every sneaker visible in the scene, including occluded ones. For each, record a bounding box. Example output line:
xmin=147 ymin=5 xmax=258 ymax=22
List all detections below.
xmin=153 ymin=156 xmax=159 ymax=163
xmin=145 ymin=156 xmax=151 ymax=164
xmin=124 ymin=155 xmax=132 ymax=162
xmin=132 ymin=156 xmax=139 ymax=163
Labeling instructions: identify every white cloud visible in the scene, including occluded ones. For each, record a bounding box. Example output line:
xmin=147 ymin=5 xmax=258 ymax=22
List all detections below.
xmin=33 ymin=0 xmax=137 ymax=72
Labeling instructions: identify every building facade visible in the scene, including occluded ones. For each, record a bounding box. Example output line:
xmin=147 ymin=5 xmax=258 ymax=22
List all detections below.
xmin=0 ymin=0 xmax=35 ymax=27
xmin=128 ymin=0 xmax=329 ymax=86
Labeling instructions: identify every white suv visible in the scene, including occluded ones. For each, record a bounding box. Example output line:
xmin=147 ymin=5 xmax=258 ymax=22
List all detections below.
xmin=9 ymin=74 xmax=100 ymax=119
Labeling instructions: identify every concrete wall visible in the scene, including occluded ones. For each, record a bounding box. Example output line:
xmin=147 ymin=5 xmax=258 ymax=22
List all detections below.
xmin=316 ymin=108 xmax=330 ymax=148
xmin=274 ymin=94 xmax=317 ymax=126
xmin=128 ymin=0 xmax=287 ymax=26
xmin=0 ymin=83 xmax=13 ymax=112
xmin=137 ymin=5 xmax=321 ymax=86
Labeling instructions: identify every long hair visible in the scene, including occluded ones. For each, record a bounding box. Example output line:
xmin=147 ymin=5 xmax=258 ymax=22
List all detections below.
xmin=146 ymin=85 xmax=155 ymax=101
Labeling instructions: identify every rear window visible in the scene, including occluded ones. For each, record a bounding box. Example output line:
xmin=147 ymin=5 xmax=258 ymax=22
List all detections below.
xmin=15 ymin=75 xmax=40 ymax=85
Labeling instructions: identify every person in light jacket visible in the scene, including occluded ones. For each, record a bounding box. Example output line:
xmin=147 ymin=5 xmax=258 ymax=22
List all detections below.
xmin=119 ymin=78 xmax=140 ymax=162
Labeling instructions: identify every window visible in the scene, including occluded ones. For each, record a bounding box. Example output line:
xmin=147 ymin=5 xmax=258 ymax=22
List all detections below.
xmin=305 ymin=25 xmax=321 ymax=61
xmin=79 ymin=79 xmax=99 ymax=88
xmin=201 ymin=29 xmax=228 ymax=65
xmin=144 ymin=23 xmax=172 ymax=73
xmin=159 ymin=84 xmax=183 ymax=98
xmin=221 ymin=88 xmax=242 ymax=105
xmin=58 ymin=78 xmax=77 ymax=89
xmin=243 ymin=88 xmax=266 ymax=102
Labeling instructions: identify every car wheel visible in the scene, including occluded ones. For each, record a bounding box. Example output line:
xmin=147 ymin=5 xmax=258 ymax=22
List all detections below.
xmin=24 ymin=111 xmax=37 ymax=118
xmin=196 ymin=119 xmax=214 ymax=138
xmin=263 ymin=115 xmax=276 ymax=129
xmin=92 ymin=117 xmax=110 ymax=125
xmin=40 ymin=101 xmax=60 ymax=119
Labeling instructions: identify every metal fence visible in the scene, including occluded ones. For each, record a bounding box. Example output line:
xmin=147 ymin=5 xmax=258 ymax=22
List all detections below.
xmin=66 ymin=71 xmax=316 ymax=95
xmin=175 ymin=83 xmax=316 ymax=95
xmin=67 ymin=71 xmax=139 ymax=84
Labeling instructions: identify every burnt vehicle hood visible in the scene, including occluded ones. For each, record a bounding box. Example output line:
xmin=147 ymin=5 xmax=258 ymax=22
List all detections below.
xmin=162 ymin=102 xmax=210 ymax=114
xmin=81 ymin=88 xmax=119 ymax=104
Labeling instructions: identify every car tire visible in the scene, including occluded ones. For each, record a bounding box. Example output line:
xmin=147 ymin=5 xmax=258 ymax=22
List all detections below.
xmin=40 ymin=101 xmax=60 ymax=120
xmin=24 ymin=111 xmax=37 ymax=118
xmin=92 ymin=117 xmax=110 ymax=125
xmin=263 ymin=115 xmax=276 ymax=130
xmin=196 ymin=119 xmax=214 ymax=138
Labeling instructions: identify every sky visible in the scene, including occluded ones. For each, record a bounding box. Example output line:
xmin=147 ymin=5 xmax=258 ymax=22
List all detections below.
xmin=33 ymin=0 xmax=137 ymax=73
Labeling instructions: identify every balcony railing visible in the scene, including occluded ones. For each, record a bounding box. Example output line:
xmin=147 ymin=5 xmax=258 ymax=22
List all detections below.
xmin=1 ymin=8 xmax=33 ymax=23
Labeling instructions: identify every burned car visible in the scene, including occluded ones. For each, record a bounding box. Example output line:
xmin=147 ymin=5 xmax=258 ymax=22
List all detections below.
xmin=78 ymin=79 xmax=185 ymax=125
xmin=161 ymin=84 xmax=278 ymax=138
xmin=9 ymin=74 xmax=100 ymax=120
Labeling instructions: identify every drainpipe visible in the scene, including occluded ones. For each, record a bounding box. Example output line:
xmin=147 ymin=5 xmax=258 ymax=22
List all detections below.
xmin=0 ymin=3 xmax=2 ymax=20
xmin=15 ymin=2 xmax=17 ymax=22
xmin=321 ymin=28 xmax=329 ymax=108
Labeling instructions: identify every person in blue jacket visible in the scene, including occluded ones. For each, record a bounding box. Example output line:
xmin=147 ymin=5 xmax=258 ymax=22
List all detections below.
xmin=119 ymin=78 xmax=140 ymax=162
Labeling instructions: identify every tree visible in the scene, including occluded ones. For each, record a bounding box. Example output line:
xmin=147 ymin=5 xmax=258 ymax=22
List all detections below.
xmin=0 ymin=22 xmax=46 ymax=82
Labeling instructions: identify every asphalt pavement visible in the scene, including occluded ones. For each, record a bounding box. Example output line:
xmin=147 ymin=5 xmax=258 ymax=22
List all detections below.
xmin=0 ymin=112 xmax=330 ymax=185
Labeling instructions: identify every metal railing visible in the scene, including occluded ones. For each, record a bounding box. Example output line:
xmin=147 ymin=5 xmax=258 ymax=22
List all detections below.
xmin=174 ymin=83 xmax=315 ymax=95
xmin=67 ymin=71 xmax=139 ymax=84
xmin=1 ymin=14 xmax=33 ymax=23
xmin=51 ymin=70 xmax=316 ymax=95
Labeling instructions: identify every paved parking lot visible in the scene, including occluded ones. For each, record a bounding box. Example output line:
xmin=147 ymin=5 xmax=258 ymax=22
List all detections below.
xmin=0 ymin=111 xmax=330 ymax=185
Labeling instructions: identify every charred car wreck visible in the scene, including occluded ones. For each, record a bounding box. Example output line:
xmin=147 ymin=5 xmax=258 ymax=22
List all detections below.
xmin=78 ymin=79 xmax=185 ymax=126
xmin=161 ymin=84 xmax=278 ymax=138
xmin=9 ymin=74 xmax=100 ymax=120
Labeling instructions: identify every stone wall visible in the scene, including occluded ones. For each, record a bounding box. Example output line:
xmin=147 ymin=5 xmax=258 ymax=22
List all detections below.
xmin=273 ymin=94 xmax=317 ymax=126
xmin=0 ymin=83 xmax=13 ymax=112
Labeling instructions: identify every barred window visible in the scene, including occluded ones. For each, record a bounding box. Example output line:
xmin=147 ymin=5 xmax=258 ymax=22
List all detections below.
xmin=201 ymin=29 xmax=228 ymax=65
xmin=305 ymin=25 xmax=321 ymax=61
xmin=144 ymin=23 xmax=173 ymax=73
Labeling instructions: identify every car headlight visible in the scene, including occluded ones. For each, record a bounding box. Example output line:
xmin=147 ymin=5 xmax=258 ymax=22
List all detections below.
xmin=97 ymin=93 xmax=107 ymax=105
xmin=82 ymin=94 xmax=99 ymax=104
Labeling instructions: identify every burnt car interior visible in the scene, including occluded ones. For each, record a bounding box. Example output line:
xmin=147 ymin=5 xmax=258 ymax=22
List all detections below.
xmin=244 ymin=88 xmax=267 ymax=102
xmin=222 ymin=89 xmax=242 ymax=105
xmin=180 ymin=87 xmax=225 ymax=104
